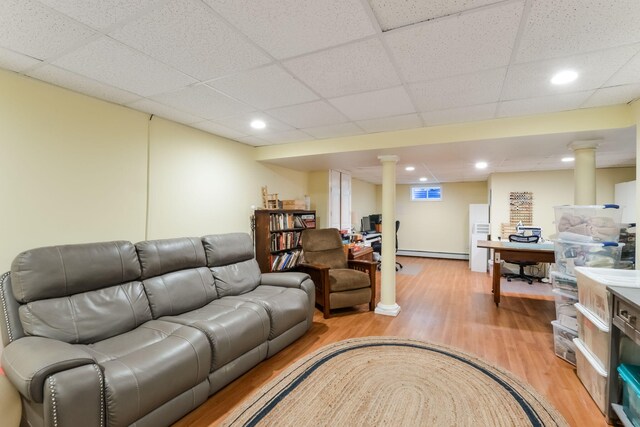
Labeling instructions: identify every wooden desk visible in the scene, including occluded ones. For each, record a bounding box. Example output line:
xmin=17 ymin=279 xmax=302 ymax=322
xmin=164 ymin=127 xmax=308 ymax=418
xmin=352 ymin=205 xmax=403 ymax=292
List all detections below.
xmin=476 ymin=240 xmax=555 ymax=306
xmin=348 ymin=246 xmax=374 ymax=262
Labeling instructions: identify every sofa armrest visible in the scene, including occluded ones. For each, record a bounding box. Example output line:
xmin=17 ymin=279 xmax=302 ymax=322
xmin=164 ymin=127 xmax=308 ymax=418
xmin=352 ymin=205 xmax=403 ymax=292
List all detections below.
xmin=1 ymin=337 xmax=94 ymax=403
xmin=260 ymin=272 xmax=310 ymax=288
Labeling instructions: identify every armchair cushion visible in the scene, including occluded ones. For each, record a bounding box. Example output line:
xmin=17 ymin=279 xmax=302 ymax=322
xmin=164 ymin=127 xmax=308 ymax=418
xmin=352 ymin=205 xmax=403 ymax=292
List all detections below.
xmin=328 ymin=269 xmax=370 ymax=292
xmin=301 ymin=229 xmax=347 ymax=269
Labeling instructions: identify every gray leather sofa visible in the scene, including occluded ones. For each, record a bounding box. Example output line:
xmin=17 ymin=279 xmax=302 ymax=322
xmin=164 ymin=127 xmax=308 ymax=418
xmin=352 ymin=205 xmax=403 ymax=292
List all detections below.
xmin=0 ymin=233 xmax=314 ymax=427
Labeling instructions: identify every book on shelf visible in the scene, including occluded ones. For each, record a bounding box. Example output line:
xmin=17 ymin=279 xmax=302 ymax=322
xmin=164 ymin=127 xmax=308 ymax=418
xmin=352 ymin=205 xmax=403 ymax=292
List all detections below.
xmin=270 ymin=249 xmax=304 ymax=271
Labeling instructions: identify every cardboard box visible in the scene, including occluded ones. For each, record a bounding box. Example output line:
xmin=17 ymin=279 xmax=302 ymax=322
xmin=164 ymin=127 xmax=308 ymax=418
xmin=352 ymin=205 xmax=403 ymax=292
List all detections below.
xmin=282 ymin=200 xmax=306 ymax=209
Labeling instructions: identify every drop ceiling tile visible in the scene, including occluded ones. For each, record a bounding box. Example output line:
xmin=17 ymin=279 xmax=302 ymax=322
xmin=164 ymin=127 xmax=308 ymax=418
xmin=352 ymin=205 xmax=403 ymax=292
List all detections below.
xmin=497 ymin=91 xmax=593 ymax=118
xmin=356 ymin=114 xmax=423 ymax=133
xmin=368 ymin=0 xmax=504 ymax=31
xmin=111 ymin=0 xmax=270 ymax=81
xmin=329 ymin=86 xmax=415 ymax=121
xmin=582 ymin=84 xmax=640 ymax=108
xmin=127 ymin=98 xmax=203 ymax=124
xmin=206 ymin=64 xmax=318 ymax=110
xmin=283 ymin=38 xmax=401 ymax=98
xmin=52 ymin=37 xmax=196 ymax=97
xmin=236 ymin=136 xmax=269 ymax=146
xmin=213 ymin=112 xmax=293 ymax=135
xmin=37 ymin=0 xmax=168 ymax=31
xmin=502 ymin=45 xmax=639 ymax=100
xmin=151 ymin=85 xmax=254 ymax=120
xmin=303 ymin=122 xmax=364 ymax=139
xmin=607 ymin=50 xmax=640 ymax=86
xmin=190 ymin=121 xmax=247 ymax=140
xmin=384 ymin=1 xmax=523 ymax=82
xmin=516 ymin=0 xmax=640 ymax=63
xmin=0 ymin=47 xmax=41 ymax=72
xmin=28 ymin=64 xmax=141 ymax=104
xmin=266 ymin=101 xmax=348 ymax=128
xmin=258 ymin=130 xmax=315 ymax=144
xmin=421 ymin=103 xmax=497 ymax=126
xmin=409 ymin=68 xmax=505 ymax=112
xmin=203 ymin=0 xmax=376 ymax=59
xmin=0 ymin=0 xmax=97 ymax=60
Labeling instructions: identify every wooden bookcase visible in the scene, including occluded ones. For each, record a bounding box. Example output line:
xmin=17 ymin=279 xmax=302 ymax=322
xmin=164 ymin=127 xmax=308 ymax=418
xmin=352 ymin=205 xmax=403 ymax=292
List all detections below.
xmin=253 ymin=209 xmax=316 ymax=273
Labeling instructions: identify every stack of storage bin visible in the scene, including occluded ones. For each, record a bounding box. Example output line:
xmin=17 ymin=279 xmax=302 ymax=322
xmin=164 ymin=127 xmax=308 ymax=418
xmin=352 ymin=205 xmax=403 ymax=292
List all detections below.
xmin=573 ymin=267 xmax=640 ymax=415
xmin=550 ymin=205 xmax=623 ymax=370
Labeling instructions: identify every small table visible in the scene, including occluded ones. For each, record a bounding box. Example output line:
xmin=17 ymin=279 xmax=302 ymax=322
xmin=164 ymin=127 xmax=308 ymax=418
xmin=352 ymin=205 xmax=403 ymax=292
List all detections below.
xmin=476 ymin=240 xmax=555 ymax=306
xmin=348 ymin=246 xmax=374 ymax=262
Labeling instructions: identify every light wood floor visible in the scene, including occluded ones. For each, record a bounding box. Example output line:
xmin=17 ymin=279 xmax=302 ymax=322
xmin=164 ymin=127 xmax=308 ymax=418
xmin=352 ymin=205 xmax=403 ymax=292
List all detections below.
xmin=174 ymin=257 xmax=606 ymax=427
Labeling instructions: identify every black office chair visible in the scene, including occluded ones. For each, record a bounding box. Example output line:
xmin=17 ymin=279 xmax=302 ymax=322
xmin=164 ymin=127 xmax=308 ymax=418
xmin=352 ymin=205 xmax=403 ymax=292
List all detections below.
xmin=371 ymin=220 xmax=402 ymax=271
xmin=502 ymin=234 xmax=540 ymax=284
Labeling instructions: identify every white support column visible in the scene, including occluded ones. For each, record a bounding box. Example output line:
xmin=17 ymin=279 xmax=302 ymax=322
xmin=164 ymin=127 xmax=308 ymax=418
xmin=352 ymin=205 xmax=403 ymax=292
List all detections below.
xmin=569 ymin=140 xmax=599 ymax=205
xmin=375 ymin=155 xmax=401 ymax=317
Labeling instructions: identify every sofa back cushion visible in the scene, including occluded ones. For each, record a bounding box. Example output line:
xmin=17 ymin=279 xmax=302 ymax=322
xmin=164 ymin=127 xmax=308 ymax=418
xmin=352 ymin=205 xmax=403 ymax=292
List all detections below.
xmin=202 ymin=233 xmax=261 ymax=297
xmin=136 ymin=237 xmax=217 ymax=317
xmin=19 ymin=281 xmax=152 ymax=344
xmin=136 ymin=237 xmax=207 ymax=279
xmin=11 ymin=241 xmax=141 ymax=303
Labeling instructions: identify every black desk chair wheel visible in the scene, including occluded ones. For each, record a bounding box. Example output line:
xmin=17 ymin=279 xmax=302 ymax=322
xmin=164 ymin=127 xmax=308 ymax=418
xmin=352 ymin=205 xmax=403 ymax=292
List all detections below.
xmin=503 ymin=234 xmax=540 ymax=284
xmin=372 ymin=220 xmax=402 ymax=271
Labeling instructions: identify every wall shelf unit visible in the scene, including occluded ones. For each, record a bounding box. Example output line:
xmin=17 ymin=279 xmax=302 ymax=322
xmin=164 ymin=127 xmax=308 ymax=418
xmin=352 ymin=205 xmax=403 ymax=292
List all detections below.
xmin=253 ymin=209 xmax=316 ymax=273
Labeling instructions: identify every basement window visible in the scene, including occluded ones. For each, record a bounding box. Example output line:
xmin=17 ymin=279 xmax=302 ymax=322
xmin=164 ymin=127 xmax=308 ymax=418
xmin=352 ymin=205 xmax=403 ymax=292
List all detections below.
xmin=411 ymin=186 xmax=442 ymax=201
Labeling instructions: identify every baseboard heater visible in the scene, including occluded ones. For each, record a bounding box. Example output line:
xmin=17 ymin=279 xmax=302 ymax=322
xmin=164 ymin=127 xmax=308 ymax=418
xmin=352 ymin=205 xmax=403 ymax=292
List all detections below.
xmin=396 ymin=250 xmax=468 ymax=260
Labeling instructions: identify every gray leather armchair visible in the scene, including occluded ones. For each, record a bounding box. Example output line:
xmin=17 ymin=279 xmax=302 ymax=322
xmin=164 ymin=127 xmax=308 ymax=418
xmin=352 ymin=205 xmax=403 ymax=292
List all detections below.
xmin=0 ymin=233 xmax=314 ymax=427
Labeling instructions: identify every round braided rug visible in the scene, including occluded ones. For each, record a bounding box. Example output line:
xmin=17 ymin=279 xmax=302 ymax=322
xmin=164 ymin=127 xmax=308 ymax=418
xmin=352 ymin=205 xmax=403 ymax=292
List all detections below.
xmin=223 ymin=337 xmax=568 ymax=427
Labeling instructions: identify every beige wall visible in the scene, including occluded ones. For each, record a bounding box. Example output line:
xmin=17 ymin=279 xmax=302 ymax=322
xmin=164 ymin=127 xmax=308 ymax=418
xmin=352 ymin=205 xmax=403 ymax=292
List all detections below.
xmin=0 ymin=70 xmax=309 ymax=269
xmin=308 ymin=170 xmax=330 ymax=228
xmin=351 ymin=178 xmax=378 ymax=230
xmin=489 ymin=167 xmax=636 ymax=240
xmin=147 ymin=118 xmax=307 ymax=238
xmin=0 ymin=69 xmax=149 ymax=268
xmin=396 ymin=181 xmax=488 ymax=254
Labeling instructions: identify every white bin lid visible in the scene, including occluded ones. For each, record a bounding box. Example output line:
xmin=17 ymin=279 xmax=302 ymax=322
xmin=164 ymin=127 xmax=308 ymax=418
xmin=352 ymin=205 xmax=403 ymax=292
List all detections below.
xmin=574 ymin=267 xmax=640 ymax=288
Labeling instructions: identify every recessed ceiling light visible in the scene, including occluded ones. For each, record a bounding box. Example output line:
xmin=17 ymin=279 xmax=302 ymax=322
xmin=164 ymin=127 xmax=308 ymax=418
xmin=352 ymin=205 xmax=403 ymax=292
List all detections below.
xmin=551 ymin=70 xmax=578 ymax=85
xmin=405 ymin=166 xmax=415 ymax=171
xmin=475 ymin=161 xmax=488 ymax=169
xmin=419 ymin=177 xmax=428 ymax=182
xmin=250 ymin=119 xmax=266 ymax=130
xmin=562 ymin=157 xmax=575 ymax=162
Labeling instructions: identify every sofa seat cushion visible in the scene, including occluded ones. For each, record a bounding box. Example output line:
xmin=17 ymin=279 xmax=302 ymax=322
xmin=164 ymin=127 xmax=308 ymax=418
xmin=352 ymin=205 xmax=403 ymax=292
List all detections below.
xmin=328 ymin=269 xmax=370 ymax=292
xmin=160 ymin=299 xmax=269 ymax=371
xmin=79 ymin=320 xmax=210 ymax=427
xmin=226 ymin=285 xmax=308 ymax=340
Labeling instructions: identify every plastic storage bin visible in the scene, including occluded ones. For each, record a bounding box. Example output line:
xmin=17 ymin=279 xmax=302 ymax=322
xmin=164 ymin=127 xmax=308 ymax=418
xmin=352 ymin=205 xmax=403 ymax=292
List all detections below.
xmin=554 ymin=204 xmax=622 ymax=242
xmin=618 ymin=364 xmax=640 ymax=427
xmin=554 ymin=288 xmax=578 ymax=331
xmin=553 ymin=240 xmax=623 ymax=277
xmin=550 ymin=270 xmax=578 ymax=293
xmin=575 ymin=267 xmax=640 ymax=325
xmin=551 ymin=320 xmax=577 ymax=365
xmin=574 ymin=338 xmax=608 ymax=414
xmin=576 ymin=303 xmax=610 ymax=367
